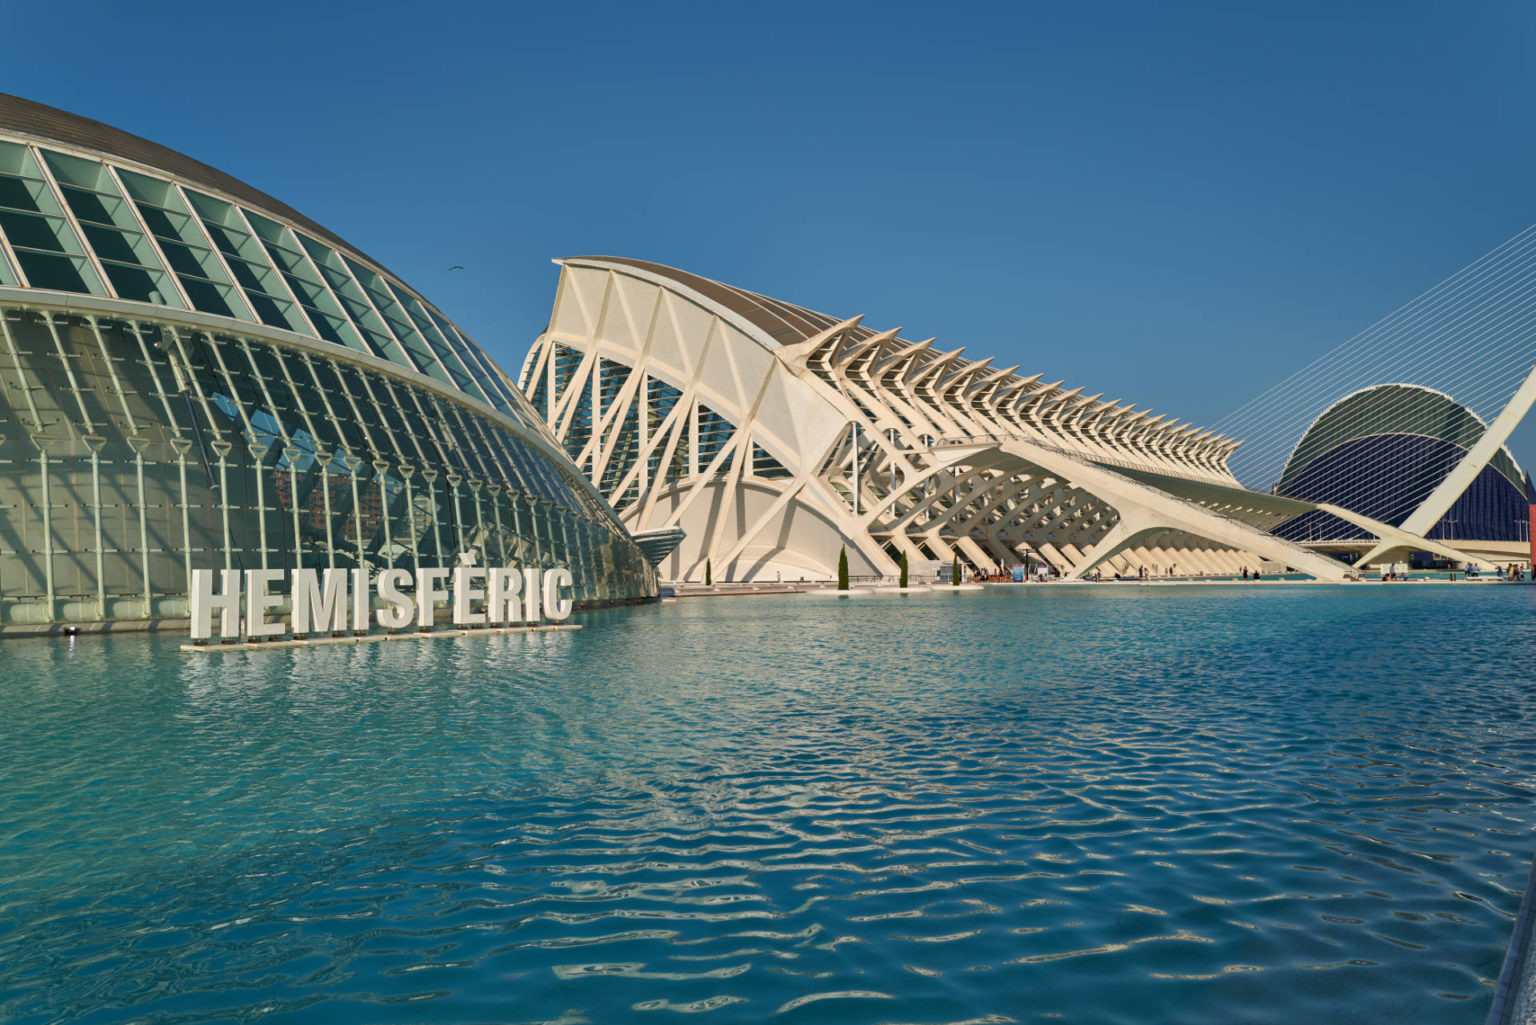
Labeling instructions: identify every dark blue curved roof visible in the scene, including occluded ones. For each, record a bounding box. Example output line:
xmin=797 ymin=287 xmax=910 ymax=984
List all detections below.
xmin=1274 ymin=433 xmax=1527 ymax=542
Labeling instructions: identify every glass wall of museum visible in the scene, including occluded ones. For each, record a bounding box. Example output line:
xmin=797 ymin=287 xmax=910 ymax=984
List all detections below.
xmin=0 ymin=309 xmax=655 ymax=624
xmin=0 ymin=137 xmax=544 ymax=427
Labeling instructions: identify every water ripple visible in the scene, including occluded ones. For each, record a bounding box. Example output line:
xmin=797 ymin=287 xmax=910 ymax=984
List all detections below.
xmin=0 ymin=586 xmax=1533 ymax=1024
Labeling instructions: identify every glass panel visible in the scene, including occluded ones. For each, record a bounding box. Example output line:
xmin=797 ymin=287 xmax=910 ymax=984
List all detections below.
xmin=697 ymin=404 xmax=736 ymax=469
xmin=0 ymin=210 xmax=66 ymax=251
xmin=116 ymin=171 xmax=252 ymax=321
xmin=40 ymin=150 xmax=115 ymax=192
xmin=184 ymin=190 xmax=300 ymax=331
xmin=752 ymin=443 xmax=793 ymax=478
xmin=39 ymin=154 xmax=181 ymax=307
xmin=0 ymin=143 xmax=105 ymax=296
xmin=341 ymin=255 xmax=448 ymax=385
xmin=294 ymin=233 xmax=405 ymax=364
xmin=243 ymin=212 xmax=365 ymax=352
xmin=385 ymin=281 xmax=481 ymax=398
xmin=15 ymin=251 xmax=98 ymax=294
xmin=427 ymin=308 xmax=507 ymax=408
xmin=647 ymin=376 xmax=686 ymax=483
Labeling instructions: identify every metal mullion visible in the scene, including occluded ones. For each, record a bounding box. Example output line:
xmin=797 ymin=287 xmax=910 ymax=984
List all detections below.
xmin=369 ymin=383 xmax=426 ymax=475
xmin=166 ymin=183 xmax=260 ymax=323
xmin=164 ymin=327 xmax=231 ymax=435
xmin=266 ymin=345 xmax=329 ymax=449
xmin=322 ymin=357 xmax=385 ymax=462
xmin=200 ymin=333 xmax=282 ymax=574
xmin=267 ymin=344 xmax=346 ymax=568
xmin=165 ymin=326 xmax=238 ymax=571
xmin=236 ymin=341 xmax=311 ymax=573
xmin=28 ymin=144 xmax=109 ymax=296
xmin=343 ymin=259 xmax=424 ymax=352
xmin=122 ymin=319 xmax=203 ymax=595
xmin=398 ymin=383 xmax=458 ymax=475
xmin=85 ymin=316 xmax=139 ymax=436
xmin=465 ymin=415 xmax=519 ymax=494
xmin=372 ymin=299 xmax=445 ymax=382
xmin=234 ymin=340 xmax=299 ymax=451
xmin=374 ymin=374 xmax=445 ymax=469
xmin=0 ymin=307 xmax=61 ymax=616
xmin=390 ymin=382 xmax=451 ymax=563
xmin=437 ymin=399 xmax=496 ymax=483
xmin=0 ymin=309 xmax=46 ymax=430
xmin=81 ymin=319 xmax=150 ymax=608
xmin=437 ymin=396 xmax=494 ymax=483
xmin=226 ymin=203 xmax=308 ymax=317
xmin=283 ymin=228 xmax=367 ymax=352
xmin=342 ymin=365 xmax=413 ymax=572
xmin=124 ymin=321 xmax=189 ymax=435
xmin=100 ymin=165 xmax=193 ymax=311
xmin=493 ymin=433 xmax=535 ymax=501
xmin=337 ymin=258 xmax=426 ymax=375
xmin=347 ymin=365 xmax=415 ymax=472
xmin=297 ymin=350 xmax=369 ymax=568
xmin=313 ymin=356 xmax=381 ymax=568
xmin=296 ymin=351 xmax=358 ymax=452
xmin=0 ymin=215 xmax=23 ymax=286
xmin=440 ymin=321 xmax=509 ymax=407
xmin=394 ymin=285 xmax=486 ymax=402
xmin=234 ymin=339 xmax=303 ymax=575
xmin=203 ymin=333 xmax=262 ymax=443
xmin=39 ymin=312 xmax=97 ymax=433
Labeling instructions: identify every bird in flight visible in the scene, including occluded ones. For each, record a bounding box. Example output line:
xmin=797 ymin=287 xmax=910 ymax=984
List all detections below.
xmin=449 ymin=265 xmax=464 ymax=271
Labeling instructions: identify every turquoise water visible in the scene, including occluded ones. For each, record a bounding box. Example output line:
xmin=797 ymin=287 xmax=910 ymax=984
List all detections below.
xmin=2 ymin=585 xmax=1535 ymax=1024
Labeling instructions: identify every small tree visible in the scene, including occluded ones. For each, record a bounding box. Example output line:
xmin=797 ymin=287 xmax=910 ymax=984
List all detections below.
xmin=952 ymin=560 xmax=961 ymax=586
xmin=837 ymin=546 xmax=849 ymax=591
xmin=899 ymin=550 xmax=909 ymax=589
xmin=705 ymin=558 xmax=712 ymax=586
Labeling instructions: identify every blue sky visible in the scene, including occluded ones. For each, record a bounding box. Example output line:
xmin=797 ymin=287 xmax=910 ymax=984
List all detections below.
xmin=9 ymin=0 xmax=1536 ymax=464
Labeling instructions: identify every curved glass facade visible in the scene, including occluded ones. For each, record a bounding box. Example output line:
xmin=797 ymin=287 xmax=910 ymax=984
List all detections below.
xmin=1273 ymin=384 xmax=1528 ymax=545
xmin=0 ymin=96 xmax=654 ymax=628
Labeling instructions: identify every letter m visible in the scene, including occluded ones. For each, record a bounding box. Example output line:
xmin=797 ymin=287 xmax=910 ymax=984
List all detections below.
xmin=292 ymin=568 xmax=348 ymax=634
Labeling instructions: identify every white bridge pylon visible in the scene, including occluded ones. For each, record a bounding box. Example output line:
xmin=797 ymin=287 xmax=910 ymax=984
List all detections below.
xmin=926 ymin=438 xmax=1354 ymax=581
xmin=521 ymin=257 xmax=1371 ymax=583
xmin=1211 ymin=224 xmax=1536 ymax=569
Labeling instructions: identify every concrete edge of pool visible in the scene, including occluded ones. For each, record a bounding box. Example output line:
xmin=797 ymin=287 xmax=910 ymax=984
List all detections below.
xmin=179 ymin=623 xmax=583 ymax=653
xmin=1487 ymin=850 xmax=1536 ymax=1025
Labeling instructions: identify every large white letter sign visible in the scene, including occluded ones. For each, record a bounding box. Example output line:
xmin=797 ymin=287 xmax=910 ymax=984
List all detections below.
xmin=416 ymin=568 xmax=451 ymax=628
xmin=292 ymin=568 xmax=349 ymax=634
xmin=190 ymin=569 xmax=241 ymax=640
xmin=244 ymin=569 xmax=285 ymax=638
xmin=352 ymin=568 xmax=369 ymax=633
xmin=487 ymin=567 xmax=522 ymax=624
xmin=542 ymin=568 xmax=574 ymax=622
xmin=521 ymin=568 xmax=542 ymax=624
xmin=453 ymin=567 xmax=487 ymax=625
xmin=375 ymin=569 xmax=414 ymax=629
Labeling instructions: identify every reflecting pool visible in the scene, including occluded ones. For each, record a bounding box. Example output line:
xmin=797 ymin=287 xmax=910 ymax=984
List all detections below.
xmin=2 ymin=585 xmax=1534 ymax=1024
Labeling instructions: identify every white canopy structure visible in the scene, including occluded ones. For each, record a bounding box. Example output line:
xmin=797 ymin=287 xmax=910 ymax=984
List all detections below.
xmin=519 ymin=257 xmax=1362 ymax=582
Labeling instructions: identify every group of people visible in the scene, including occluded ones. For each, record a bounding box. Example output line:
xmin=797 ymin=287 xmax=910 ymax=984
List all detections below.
xmin=1109 ymin=566 xmax=1181 ymax=581
xmin=969 ymin=564 xmax=1056 ymax=583
xmin=1375 ymin=563 xmax=1530 ymax=581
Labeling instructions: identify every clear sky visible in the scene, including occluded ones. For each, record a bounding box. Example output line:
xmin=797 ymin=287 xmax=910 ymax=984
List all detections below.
xmin=8 ymin=0 xmax=1536 ymax=464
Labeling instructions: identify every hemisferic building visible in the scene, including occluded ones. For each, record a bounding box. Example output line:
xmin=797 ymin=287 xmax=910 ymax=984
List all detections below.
xmin=0 ymin=94 xmax=655 ymax=632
